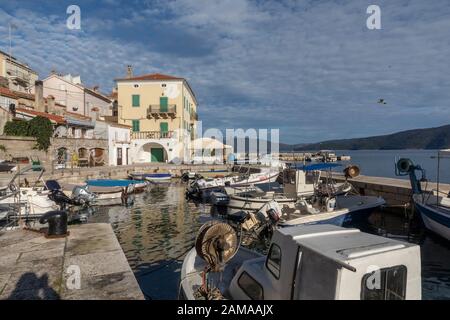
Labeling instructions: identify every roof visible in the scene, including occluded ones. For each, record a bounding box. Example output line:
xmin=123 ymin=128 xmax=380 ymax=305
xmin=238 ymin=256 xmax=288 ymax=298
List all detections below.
xmin=15 ymin=107 xmax=65 ymax=124
xmin=277 ymin=224 xmax=414 ymax=265
xmin=190 ymin=137 xmax=233 ymax=150
xmin=0 ymin=87 xmax=18 ymax=99
xmin=11 ymin=90 xmax=35 ymax=101
xmin=114 ymin=73 xmax=184 ymax=82
xmin=83 ymin=87 xmax=112 ymax=103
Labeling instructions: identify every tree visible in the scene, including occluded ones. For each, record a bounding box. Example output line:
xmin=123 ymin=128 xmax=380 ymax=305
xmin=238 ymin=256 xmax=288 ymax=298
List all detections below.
xmin=3 ymin=116 xmax=54 ymax=151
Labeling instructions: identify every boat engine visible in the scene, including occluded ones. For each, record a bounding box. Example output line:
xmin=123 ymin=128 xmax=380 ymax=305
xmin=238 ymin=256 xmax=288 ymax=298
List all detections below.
xmin=72 ymin=185 xmax=97 ymax=205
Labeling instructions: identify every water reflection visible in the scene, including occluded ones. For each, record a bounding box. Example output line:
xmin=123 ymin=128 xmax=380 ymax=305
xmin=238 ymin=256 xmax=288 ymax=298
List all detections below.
xmin=85 ymin=184 xmax=450 ymax=300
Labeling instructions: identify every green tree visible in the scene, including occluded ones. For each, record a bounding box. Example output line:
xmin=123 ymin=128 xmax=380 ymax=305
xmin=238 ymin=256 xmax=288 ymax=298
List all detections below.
xmin=3 ymin=116 xmax=54 ymax=151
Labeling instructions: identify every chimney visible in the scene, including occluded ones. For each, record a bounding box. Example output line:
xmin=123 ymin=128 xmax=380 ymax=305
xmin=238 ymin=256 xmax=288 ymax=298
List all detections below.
xmin=93 ymin=85 xmax=99 ymax=92
xmin=127 ymin=65 xmax=133 ymax=78
xmin=47 ymin=95 xmax=55 ymax=113
xmin=34 ymin=80 xmax=45 ymax=112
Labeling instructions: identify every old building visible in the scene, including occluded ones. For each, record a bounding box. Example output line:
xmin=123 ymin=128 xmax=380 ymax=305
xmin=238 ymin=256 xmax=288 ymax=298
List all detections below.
xmin=37 ymin=73 xmax=113 ymax=119
xmin=0 ymin=50 xmax=38 ymax=93
xmin=115 ymin=68 xmax=199 ymax=163
xmin=94 ymin=120 xmax=131 ymax=166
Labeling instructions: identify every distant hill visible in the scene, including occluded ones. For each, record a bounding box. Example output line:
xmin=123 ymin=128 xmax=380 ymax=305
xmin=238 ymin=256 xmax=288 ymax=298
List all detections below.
xmin=292 ymin=124 xmax=450 ymax=151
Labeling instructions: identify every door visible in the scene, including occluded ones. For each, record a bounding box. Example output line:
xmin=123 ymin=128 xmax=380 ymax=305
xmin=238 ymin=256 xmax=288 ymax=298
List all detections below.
xmin=117 ymin=147 xmax=123 ymax=165
xmin=151 ymin=148 xmax=164 ymax=162
xmin=160 ymin=122 xmax=169 ymax=138
xmin=132 ymin=120 xmax=140 ymax=132
xmin=160 ymin=97 xmax=168 ymax=112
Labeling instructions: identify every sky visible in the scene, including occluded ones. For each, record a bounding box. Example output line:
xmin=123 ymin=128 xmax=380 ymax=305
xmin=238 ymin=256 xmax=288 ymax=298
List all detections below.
xmin=0 ymin=0 xmax=449 ymax=144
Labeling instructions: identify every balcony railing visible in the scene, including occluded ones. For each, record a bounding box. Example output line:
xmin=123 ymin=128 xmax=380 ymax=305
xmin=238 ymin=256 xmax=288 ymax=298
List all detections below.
xmin=147 ymin=104 xmax=177 ymax=119
xmin=131 ymin=131 xmax=174 ymax=140
xmin=190 ymin=111 xmax=198 ymax=121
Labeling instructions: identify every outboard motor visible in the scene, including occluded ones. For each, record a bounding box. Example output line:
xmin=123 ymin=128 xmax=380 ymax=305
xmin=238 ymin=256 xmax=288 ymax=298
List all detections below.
xmin=72 ymin=185 xmax=97 ymax=205
xmin=39 ymin=210 xmax=68 ymax=237
xmin=45 ymin=180 xmax=80 ymax=209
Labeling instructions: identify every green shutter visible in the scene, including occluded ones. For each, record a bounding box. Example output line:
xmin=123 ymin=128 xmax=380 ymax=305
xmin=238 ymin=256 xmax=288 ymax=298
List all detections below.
xmin=132 ymin=95 xmax=140 ymax=107
xmin=160 ymin=122 xmax=168 ymax=132
xmin=132 ymin=120 xmax=140 ymax=132
xmin=160 ymin=97 xmax=168 ymax=112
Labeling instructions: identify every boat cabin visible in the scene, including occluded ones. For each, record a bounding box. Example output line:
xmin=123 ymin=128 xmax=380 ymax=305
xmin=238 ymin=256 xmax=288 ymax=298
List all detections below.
xmin=228 ymin=224 xmax=421 ymax=300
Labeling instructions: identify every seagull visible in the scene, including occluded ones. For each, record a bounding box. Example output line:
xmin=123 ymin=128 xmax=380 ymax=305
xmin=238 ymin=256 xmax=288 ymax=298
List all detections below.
xmin=377 ymin=99 xmax=387 ymax=105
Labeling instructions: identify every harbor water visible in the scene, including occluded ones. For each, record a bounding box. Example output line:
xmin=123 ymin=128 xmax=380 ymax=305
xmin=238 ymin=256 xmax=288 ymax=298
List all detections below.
xmin=334 ymin=150 xmax=450 ymax=183
xmin=85 ymin=183 xmax=450 ymax=300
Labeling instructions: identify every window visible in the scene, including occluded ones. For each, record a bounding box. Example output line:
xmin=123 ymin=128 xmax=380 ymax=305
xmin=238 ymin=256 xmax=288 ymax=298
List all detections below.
xmin=134 ymin=84 xmax=139 ymax=88
xmin=132 ymin=95 xmax=140 ymax=107
xmin=132 ymin=120 xmax=140 ymax=132
xmin=237 ymin=272 xmax=264 ymax=300
xmin=361 ymin=265 xmax=407 ymax=300
xmin=266 ymin=244 xmax=282 ymax=279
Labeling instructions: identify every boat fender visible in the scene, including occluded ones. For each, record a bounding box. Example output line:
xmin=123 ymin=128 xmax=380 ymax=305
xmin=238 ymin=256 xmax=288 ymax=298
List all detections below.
xmin=39 ymin=210 xmax=68 ymax=237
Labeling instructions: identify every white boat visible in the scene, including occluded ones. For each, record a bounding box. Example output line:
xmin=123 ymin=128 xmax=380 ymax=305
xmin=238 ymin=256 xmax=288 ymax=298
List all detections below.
xmin=225 ymin=163 xmax=384 ymax=227
xmin=186 ymin=164 xmax=281 ymax=199
xmin=0 ymin=185 xmax=59 ymax=218
xmin=180 ymin=223 xmax=421 ymax=300
xmin=396 ymin=155 xmax=450 ymax=241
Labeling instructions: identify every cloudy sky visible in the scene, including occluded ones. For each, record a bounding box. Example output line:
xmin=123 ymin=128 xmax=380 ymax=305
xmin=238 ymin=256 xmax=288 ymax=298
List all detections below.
xmin=1 ymin=0 xmax=449 ymax=144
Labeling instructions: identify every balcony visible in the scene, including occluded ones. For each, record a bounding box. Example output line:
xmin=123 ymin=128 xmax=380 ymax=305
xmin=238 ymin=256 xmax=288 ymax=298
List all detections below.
xmin=131 ymin=131 xmax=174 ymax=140
xmin=147 ymin=104 xmax=177 ymax=119
xmin=190 ymin=111 xmax=198 ymax=121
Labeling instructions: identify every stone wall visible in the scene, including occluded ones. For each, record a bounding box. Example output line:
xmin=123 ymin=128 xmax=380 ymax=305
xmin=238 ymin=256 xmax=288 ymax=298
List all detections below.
xmin=0 ymin=135 xmax=108 ymax=168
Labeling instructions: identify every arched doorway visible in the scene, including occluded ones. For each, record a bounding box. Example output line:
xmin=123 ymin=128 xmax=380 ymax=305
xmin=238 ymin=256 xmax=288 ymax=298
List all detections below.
xmin=78 ymin=148 xmax=89 ymax=167
xmin=89 ymin=148 xmax=106 ymax=167
xmin=141 ymin=142 xmax=168 ymax=163
xmin=56 ymin=147 xmax=68 ymax=168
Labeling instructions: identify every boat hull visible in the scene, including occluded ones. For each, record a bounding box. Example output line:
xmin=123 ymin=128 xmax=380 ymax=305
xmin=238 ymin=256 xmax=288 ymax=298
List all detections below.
xmin=414 ymin=196 xmax=450 ymax=241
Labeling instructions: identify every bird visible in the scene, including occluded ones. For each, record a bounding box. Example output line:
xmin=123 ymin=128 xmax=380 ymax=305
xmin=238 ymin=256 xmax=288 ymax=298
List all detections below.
xmin=377 ymin=99 xmax=387 ymax=105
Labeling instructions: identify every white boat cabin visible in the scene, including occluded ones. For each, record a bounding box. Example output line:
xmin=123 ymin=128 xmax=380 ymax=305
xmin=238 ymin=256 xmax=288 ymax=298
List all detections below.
xmin=227 ymin=224 xmax=421 ymax=300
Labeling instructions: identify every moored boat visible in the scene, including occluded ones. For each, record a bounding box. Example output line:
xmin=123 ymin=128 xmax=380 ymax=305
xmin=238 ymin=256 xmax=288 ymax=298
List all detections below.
xmin=396 ymin=155 xmax=450 ymax=241
xmin=180 ymin=222 xmax=421 ymax=300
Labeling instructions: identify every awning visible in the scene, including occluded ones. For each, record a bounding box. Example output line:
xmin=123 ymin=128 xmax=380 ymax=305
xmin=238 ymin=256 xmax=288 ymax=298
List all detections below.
xmin=65 ymin=117 xmax=95 ymax=128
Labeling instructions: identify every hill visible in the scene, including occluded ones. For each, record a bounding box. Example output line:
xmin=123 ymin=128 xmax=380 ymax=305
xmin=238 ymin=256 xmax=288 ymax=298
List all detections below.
xmin=292 ymin=124 xmax=450 ymax=151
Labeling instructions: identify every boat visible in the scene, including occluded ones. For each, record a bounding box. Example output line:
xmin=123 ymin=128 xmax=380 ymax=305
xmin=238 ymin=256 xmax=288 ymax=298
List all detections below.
xmin=129 ymin=172 xmax=172 ymax=182
xmin=224 ymin=163 xmax=383 ymax=228
xmin=186 ymin=164 xmax=281 ymax=199
xmin=396 ymin=155 xmax=450 ymax=241
xmin=0 ymin=167 xmax=59 ymax=218
xmin=0 ymin=160 xmax=17 ymax=173
xmin=179 ymin=222 xmax=421 ymax=300
xmin=86 ymin=179 xmax=148 ymax=193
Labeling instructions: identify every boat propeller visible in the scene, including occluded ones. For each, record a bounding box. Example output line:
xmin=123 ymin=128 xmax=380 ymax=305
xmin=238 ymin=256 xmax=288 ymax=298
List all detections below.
xmin=195 ymin=221 xmax=238 ymax=272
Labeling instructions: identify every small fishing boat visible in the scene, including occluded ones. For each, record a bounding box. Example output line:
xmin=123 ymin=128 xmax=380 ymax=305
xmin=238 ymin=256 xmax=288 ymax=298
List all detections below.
xmin=186 ymin=164 xmax=281 ymax=199
xmin=0 ymin=160 xmax=17 ymax=173
xmin=396 ymin=154 xmax=450 ymax=241
xmin=180 ymin=222 xmax=421 ymax=300
xmin=129 ymin=172 xmax=172 ymax=182
xmin=0 ymin=167 xmax=59 ymax=218
xmin=86 ymin=179 xmax=148 ymax=193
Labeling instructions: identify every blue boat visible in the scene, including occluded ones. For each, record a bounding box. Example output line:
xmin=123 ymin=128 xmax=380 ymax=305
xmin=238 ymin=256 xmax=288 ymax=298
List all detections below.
xmin=396 ymin=154 xmax=450 ymax=241
xmin=87 ymin=179 xmax=149 ymax=192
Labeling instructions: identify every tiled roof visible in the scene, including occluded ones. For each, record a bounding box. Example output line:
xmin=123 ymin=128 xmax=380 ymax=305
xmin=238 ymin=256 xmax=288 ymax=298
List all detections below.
xmin=0 ymin=87 xmax=18 ymax=99
xmin=15 ymin=107 xmax=66 ymax=124
xmin=115 ymin=73 xmax=184 ymax=81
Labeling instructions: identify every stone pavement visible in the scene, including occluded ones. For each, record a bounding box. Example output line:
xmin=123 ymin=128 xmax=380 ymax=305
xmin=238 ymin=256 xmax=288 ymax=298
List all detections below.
xmin=0 ymin=223 xmax=144 ymax=300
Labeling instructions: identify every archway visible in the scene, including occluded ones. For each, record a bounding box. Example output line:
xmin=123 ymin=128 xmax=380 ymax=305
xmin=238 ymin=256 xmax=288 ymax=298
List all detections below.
xmin=140 ymin=142 xmax=168 ymax=163
xmin=89 ymin=148 xmax=106 ymax=167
